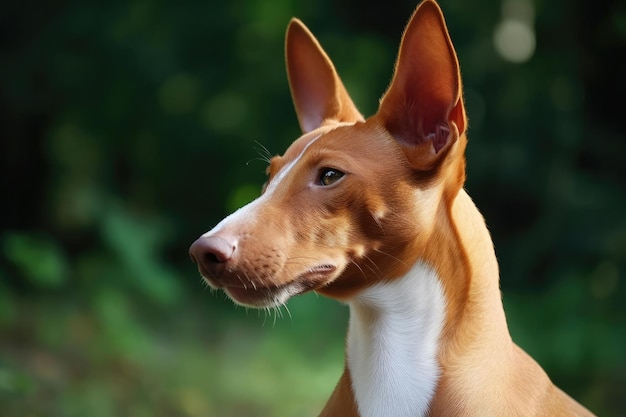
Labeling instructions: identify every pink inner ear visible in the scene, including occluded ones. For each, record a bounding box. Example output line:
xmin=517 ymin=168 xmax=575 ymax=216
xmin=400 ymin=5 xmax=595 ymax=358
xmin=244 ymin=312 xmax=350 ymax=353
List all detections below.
xmin=286 ymin=18 xmax=364 ymax=133
xmin=377 ymin=0 xmax=465 ymax=159
xmin=426 ymin=123 xmax=450 ymax=154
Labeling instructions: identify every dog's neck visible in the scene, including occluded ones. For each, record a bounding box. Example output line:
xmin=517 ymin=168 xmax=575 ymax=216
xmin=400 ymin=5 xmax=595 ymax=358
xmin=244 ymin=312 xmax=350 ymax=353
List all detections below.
xmin=347 ymin=262 xmax=445 ymax=417
xmin=345 ymin=189 xmax=510 ymax=417
xmin=442 ymin=189 xmax=510 ymax=349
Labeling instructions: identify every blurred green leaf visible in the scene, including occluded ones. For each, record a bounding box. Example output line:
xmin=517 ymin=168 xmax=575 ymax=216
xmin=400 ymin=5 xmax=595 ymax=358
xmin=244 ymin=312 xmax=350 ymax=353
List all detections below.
xmin=0 ymin=368 xmax=34 ymax=395
xmin=93 ymin=288 xmax=152 ymax=357
xmin=101 ymin=204 xmax=183 ymax=306
xmin=1 ymin=233 xmax=68 ymax=288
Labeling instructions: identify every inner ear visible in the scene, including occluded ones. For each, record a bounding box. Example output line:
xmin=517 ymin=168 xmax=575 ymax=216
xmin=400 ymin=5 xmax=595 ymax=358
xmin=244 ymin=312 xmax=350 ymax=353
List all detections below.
xmin=286 ymin=18 xmax=364 ymax=133
xmin=376 ymin=0 xmax=466 ymax=169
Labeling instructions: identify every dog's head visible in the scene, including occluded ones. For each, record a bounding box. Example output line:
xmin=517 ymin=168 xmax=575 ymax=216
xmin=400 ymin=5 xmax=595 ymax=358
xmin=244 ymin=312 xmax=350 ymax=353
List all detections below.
xmin=190 ymin=0 xmax=467 ymax=308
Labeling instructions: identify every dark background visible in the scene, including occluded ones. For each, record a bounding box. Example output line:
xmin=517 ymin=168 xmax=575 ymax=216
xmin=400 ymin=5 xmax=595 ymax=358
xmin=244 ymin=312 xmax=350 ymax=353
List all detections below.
xmin=1 ymin=0 xmax=624 ymax=415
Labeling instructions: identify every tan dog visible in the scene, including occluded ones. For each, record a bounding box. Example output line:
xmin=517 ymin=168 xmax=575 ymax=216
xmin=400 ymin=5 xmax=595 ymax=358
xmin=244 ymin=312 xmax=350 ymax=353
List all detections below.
xmin=189 ymin=1 xmax=595 ymax=415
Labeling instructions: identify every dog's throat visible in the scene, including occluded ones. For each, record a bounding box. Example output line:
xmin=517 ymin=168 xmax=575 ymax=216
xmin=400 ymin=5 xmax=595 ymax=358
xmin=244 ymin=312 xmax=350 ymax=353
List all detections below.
xmin=346 ymin=262 xmax=446 ymax=417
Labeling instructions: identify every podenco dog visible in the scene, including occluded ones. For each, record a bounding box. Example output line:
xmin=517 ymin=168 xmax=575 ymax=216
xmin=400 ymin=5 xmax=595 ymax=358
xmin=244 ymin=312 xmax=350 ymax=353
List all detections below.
xmin=189 ymin=1 xmax=595 ymax=415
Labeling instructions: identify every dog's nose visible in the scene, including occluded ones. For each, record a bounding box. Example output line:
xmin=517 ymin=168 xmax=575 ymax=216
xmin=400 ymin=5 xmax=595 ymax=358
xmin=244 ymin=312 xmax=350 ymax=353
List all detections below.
xmin=189 ymin=235 xmax=236 ymax=279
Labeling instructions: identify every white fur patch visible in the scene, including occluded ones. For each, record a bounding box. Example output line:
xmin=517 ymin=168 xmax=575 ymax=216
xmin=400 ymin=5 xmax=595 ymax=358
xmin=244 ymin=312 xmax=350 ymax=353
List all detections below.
xmin=347 ymin=262 xmax=445 ymax=417
xmin=264 ymin=133 xmax=321 ymax=195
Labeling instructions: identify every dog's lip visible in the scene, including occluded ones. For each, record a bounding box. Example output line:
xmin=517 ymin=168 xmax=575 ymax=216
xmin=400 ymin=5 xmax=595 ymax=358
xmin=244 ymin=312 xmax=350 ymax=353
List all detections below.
xmin=200 ymin=264 xmax=337 ymax=289
xmin=299 ymin=264 xmax=336 ymax=277
xmin=211 ymin=264 xmax=338 ymax=306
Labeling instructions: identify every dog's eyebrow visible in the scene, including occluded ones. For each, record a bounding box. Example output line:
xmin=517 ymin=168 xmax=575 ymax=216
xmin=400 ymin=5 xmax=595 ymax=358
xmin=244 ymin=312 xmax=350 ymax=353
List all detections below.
xmin=264 ymin=133 xmax=323 ymax=195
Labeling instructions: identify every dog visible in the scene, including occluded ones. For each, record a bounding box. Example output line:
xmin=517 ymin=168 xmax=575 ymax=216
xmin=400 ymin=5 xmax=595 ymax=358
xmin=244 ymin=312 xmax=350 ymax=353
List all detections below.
xmin=189 ymin=1 xmax=595 ymax=415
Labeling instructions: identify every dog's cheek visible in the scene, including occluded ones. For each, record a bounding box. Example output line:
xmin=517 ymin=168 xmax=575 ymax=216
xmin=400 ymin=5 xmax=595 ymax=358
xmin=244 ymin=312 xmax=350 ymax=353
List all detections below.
xmin=314 ymin=214 xmax=352 ymax=247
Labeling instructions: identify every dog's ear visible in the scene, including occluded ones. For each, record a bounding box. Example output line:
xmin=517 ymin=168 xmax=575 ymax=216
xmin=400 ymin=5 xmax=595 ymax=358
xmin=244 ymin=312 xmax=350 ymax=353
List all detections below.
xmin=377 ymin=0 xmax=467 ymax=170
xmin=286 ymin=19 xmax=364 ymax=133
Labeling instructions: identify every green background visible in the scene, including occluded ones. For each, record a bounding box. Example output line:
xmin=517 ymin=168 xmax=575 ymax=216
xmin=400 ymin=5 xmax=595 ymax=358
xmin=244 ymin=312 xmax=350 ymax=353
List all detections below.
xmin=1 ymin=0 xmax=624 ymax=415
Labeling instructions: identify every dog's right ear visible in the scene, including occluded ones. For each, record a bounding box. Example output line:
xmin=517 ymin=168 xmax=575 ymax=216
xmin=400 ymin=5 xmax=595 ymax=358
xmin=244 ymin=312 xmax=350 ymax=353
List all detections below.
xmin=286 ymin=19 xmax=364 ymax=133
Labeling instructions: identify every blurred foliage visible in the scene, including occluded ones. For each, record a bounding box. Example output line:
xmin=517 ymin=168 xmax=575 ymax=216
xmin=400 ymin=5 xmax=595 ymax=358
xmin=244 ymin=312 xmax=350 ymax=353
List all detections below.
xmin=1 ymin=0 xmax=625 ymax=416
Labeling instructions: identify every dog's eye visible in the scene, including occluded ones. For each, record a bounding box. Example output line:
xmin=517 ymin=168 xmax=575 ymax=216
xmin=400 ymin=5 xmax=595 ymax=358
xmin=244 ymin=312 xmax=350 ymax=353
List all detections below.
xmin=319 ymin=168 xmax=345 ymax=186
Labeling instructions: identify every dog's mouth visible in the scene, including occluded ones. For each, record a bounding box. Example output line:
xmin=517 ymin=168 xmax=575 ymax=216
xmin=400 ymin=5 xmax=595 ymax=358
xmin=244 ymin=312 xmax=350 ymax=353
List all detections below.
xmin=205 ymin=264 xmax=337 ymax=308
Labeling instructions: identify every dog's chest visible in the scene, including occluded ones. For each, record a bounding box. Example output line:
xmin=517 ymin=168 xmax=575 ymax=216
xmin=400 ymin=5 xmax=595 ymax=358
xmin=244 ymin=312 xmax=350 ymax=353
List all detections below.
xmin=347 ymin=263 xmax=446 ymax=417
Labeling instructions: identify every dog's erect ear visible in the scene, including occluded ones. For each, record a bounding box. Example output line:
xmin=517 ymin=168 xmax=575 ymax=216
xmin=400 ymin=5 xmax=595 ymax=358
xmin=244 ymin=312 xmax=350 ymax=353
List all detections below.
xmin=286 ymin=19 xmax=364 ymax=133
xmin=377 ymin=0 xmax=466 ymax=170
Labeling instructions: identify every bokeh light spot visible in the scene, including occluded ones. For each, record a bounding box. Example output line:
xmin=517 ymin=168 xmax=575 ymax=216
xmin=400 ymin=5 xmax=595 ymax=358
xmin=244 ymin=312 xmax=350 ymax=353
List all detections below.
xmin=493 ymin=19 xmax=536 ymax=63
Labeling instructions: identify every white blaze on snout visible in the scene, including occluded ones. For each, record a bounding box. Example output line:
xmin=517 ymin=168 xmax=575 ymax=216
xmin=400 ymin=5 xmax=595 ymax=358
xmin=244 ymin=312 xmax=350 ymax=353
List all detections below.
xmin=263 ymin=133 xmax=322 ymax=196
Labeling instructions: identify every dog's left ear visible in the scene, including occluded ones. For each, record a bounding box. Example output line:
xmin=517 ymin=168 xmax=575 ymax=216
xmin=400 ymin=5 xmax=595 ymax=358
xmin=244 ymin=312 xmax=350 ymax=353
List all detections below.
xmin=377 ymin=0 xmax=467 ymax=170
xmin=286 ymin=19 xmax=364 ymax=133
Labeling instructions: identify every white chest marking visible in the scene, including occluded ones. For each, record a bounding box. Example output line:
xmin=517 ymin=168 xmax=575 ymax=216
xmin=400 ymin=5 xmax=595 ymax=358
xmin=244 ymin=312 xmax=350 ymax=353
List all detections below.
xmin=347 ymin=262 xmax=446 ymax=417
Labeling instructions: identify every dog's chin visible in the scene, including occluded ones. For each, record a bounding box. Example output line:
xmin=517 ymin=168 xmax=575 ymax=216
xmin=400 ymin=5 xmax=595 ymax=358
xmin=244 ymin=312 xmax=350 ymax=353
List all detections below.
xmin=206 ymin=265 xmax=338 ymax=308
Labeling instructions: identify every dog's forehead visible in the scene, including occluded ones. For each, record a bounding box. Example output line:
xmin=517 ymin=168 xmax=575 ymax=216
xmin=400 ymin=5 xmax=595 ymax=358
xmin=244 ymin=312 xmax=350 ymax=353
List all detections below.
xmin=281 ymin=122 xmax=362 ymax=161
xmin=282 ymin=130 xmax=322 ymax=161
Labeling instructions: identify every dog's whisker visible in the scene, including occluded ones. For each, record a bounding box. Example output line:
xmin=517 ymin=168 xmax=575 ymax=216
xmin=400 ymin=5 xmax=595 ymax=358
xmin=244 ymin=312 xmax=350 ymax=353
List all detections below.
xmin=271 ymin=306 xmax=278 ymax=327
xmin=261 ymin=307 xmax=270 ymax=327
xmin=253 ymin=140 xmax=274 ymax=163
xmin=282 ymin=303 xmax=293 ymax=323
xmin=372 ymin=248 xmax=408 ymax=267
xmin=350 ymin=259 xmax=368 ymax=280
xmin=364 ymin=255 xmax=384 ymax=275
